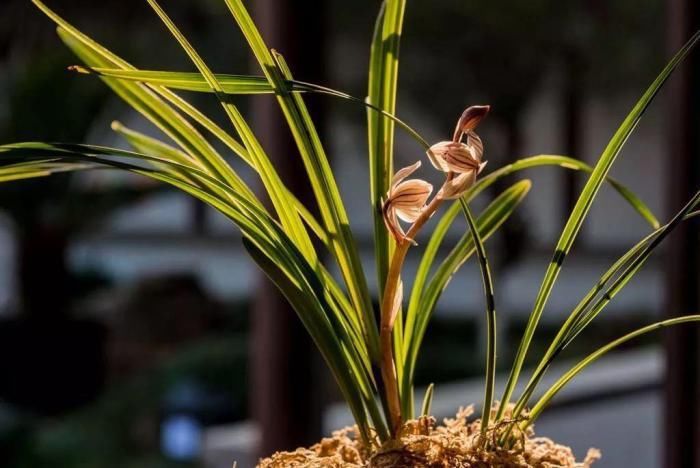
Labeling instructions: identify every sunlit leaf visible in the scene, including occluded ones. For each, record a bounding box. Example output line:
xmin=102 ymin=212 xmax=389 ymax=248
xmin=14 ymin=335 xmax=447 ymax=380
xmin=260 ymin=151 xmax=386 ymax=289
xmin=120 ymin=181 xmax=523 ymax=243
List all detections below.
xmin=497 ymin=31 xmax=700 ymax=419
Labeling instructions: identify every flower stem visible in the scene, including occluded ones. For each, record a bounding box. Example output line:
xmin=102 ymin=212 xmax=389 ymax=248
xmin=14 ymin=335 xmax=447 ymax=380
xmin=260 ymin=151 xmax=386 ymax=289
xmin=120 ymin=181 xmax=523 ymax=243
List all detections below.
xmin=380 ymin=193 xmax=445 ymax=436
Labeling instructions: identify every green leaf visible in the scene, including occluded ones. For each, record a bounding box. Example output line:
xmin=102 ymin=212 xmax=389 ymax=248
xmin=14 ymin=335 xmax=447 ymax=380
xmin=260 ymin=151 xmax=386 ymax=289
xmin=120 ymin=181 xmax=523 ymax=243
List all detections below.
xmin=0 ymin=144 xmax=266 ymax=242
xmin=404 ymin=156 xmax=658 ymax=381
xmin=509 ymin=192 xmax=700 ymax=427
xmin=243 ymin=238 xmax=377 ymax=443
xmin=562 ymin=191 xmax=700 ymax=349
xmin=401 ymin=180 xmax=531 ymax=416
xmin=112 ymin=122 xmax=332 ymax=246
xmin=67 ymin=71 xmax=658 ymax=236
xmin=403 ymin=154 xmax=660 ymax=383
xmin=497 ymin=31 xmax=700 ymax=419
xmin=1 ymin=146 xmax=347 ymax=350
xmin=223 ymin=0 xmax=378 ymax=365
xmin=473 ymin=155 xmax=659 ymax=229
xmin=70 ymin=66 xmax=307 ymax=93
xmin=114 ymin=118 xmax=328 ymax=248
xmin=459 ymin=200 xmax=497 ymax=433
xmin=110 ymin=121 xmax=210 ymax=189
xmin=368 ymin=0 xmax=406 ymax=300
xmin=144 ymin=0 xmax=318 ymax=268
xmin=0 ymin=142 xmax=383 ymax=439
xmin=31 ymin=1 xmax=375 ymax=435
xmin=0 ymin=160 xmax=98 ymax=182
xmin=59 ymin=26 xmax=259 ymax=195
xmin=71 ymin=66 xmax=431 ymax=150
xmin=30 ymin=0 xmax=252 ymax=203
xmin=366 ymin=0 xmax=408 ymax=414
xmin=420 ymin=383 xmax=434 ymax=417
xmin=527 ymin=315 xmax=700 ymax=426
xmin=144 ymin=4 xmax=376 ymax=427
xmin=53 ymin=5 xmax=327 ymax=247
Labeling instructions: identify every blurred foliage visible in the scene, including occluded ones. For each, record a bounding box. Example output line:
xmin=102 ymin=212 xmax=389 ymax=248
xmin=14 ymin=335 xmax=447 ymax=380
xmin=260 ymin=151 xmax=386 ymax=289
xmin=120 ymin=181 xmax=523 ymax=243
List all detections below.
xmin=4 ymin=334 xmax=247 ymax=468
xmin=0 ymin=0 xmax=258 ymax=235
xmin=0 ymin=0 xmax=260 ymax=316
xmin=0 ymin=4 xmax=252 ymax=466
xmin=0 ymin=48 xmax=141 ymax=232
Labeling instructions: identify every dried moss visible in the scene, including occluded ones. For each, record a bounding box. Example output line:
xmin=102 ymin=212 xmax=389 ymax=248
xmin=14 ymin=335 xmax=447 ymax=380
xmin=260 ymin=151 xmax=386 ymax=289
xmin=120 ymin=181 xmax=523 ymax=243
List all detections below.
xmin=257 ymin=406 xmax=600 ymax=468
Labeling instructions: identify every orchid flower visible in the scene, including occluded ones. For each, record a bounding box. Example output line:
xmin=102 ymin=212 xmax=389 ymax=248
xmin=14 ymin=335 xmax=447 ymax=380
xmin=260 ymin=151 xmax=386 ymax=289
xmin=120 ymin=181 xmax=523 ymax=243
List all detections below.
xmin=427 ymin=105 xmax=490 ymax=199
xmin=382 ymin=161 xmax=433 ymax=243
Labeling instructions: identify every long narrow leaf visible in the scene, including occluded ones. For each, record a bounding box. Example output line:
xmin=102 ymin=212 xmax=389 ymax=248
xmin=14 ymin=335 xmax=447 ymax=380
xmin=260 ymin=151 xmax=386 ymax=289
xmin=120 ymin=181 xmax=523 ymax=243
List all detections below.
xmin=510 ymin=195 xmax=700 ymax=426
xmin=223 ymin=0 xmax=378 ymax=363
xmin=420 ymin=383 xmax=434 ymax=417
xmin=459 ymin=200 xmax=497 ymax=433
xmin=144 ymin=0 xmax=318 ymax=269
xmin=473 ymin=155 xmax=659 ymax=229
xmin=0 ymin=142 xmax=383 ymax=439
xmin=50 ymin=6 xmax=334 ymax=257
xmin=31 ymin=0 xmax=252 ymax=202
xmin=401 ymin=180 xmax=531 ymax=416
xmin=527 ymin=315 xmax=700 ymax=425
xmin=368 ymin=0 xmax=406 ymax=299
xmin=497 ymin=32 xmax=700 ymax=418
xmin=562 ymin=192 xmax=700 ymax=347
xmin=71 ymin=66 xmax=431 ymax=150
xmin=243 ymin=238 xmax=377 ymax=443
xmin=405 ymin=155 xmax=659 ymax=364
xmin=0 ymin=160 xmax=99 ymax=181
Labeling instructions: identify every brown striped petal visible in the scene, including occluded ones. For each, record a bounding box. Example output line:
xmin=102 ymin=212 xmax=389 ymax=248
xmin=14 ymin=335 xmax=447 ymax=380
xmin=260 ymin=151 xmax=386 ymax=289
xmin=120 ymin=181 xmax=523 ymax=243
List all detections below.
xmin=442 ymin=142 xmax=481 ymax=173
xmin=427 ymin=141 xmax=467 ymax=172
xmin=390 ymin=179 xmax=433 ymax=222
xmin=383 ymin=162 xmax=433 ymax=241
xmin=452 ymin=105 xmax=490 ymax=141
xmin=391 ymin=160 xmax=422 ymax=187
xmin=467 ymin=131 xmax=484 ymax=161
xmin=427 ymin=141 xmax=482 ymax=174
xmin=426 ymin=141 xmax=453 ymax=171
xmin=383 ymin=204 xmax=406 ymax=240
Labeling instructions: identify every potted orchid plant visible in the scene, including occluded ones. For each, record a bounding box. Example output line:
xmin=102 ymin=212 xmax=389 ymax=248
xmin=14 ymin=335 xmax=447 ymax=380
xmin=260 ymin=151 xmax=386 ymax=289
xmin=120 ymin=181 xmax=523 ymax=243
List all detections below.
xmin=2 ymin=0 xmax=699 ymax=466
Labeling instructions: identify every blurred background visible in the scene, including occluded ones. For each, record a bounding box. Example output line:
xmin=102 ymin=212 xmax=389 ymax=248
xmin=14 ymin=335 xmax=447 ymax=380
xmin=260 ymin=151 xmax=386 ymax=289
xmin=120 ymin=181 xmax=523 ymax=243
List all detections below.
xmin=0 ymin=0 xmax=698 ymax=467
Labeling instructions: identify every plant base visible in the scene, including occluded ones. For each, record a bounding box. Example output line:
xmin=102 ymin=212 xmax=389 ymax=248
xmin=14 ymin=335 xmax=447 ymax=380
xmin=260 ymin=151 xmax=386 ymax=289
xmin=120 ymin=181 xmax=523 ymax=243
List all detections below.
xmin=256 ymin=406 xmax=600 ymax=467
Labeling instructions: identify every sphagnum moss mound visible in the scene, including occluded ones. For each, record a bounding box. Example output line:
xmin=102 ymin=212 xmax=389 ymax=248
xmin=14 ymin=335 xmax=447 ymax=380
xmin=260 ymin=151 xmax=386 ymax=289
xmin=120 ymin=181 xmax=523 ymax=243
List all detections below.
xmin=2 ymin=1 xmax=700 ymax=466
xmin=258 ymin=407 xmax=602 ymax=468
